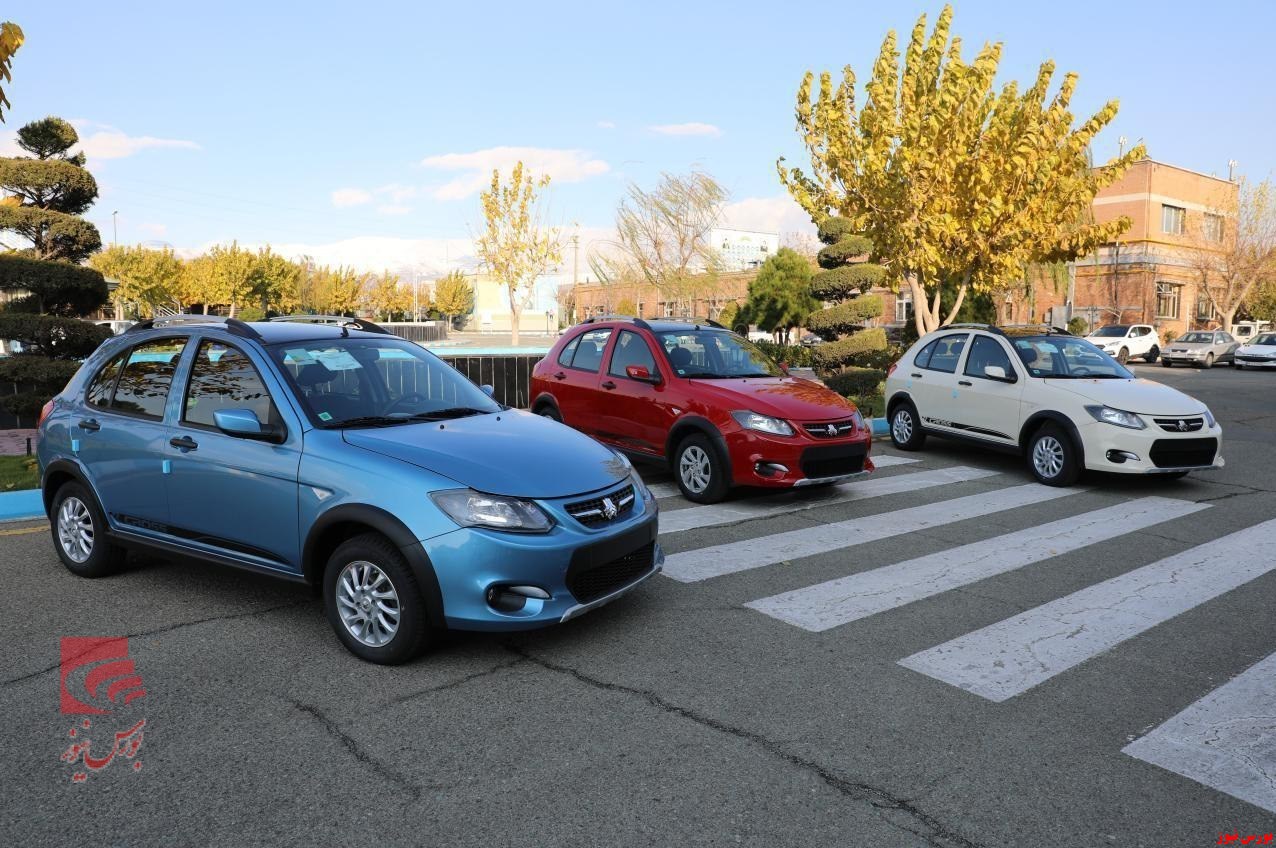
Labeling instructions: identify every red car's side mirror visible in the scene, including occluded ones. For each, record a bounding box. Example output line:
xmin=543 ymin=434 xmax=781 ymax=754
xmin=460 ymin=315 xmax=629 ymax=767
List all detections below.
xmin=626 ymin=364 xmax=660 ymax=384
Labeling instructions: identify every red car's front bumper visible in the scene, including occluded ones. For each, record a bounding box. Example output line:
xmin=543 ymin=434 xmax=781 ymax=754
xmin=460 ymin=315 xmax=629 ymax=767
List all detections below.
xmin=724 ymin=426 xmax=874 ymax=489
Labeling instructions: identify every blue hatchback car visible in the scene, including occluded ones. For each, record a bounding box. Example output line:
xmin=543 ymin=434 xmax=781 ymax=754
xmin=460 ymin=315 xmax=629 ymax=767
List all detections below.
xmin=37 ymin=315 xmax=662 ymax=663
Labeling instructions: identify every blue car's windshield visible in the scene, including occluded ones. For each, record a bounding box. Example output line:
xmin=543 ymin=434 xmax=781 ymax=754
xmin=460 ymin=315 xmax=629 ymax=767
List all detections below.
xmin=1013 ymin=336 xmax=1134 ymax=379
xmin=268 ymin=337 xmax=502 ymax=427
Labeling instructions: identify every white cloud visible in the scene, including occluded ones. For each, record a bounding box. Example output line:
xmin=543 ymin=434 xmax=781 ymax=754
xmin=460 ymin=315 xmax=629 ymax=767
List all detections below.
xmin=420 ymin=146 xmax=610 ymax=200
xmin=597 ymin=120 xmax=616 ymax=129
xmin=138 ymin=222 xmax=169 ymax=238
xmin=376 ymin=183 xmax=419 ymax=203
xmin=720 ymin=195 xmax=816 ymax=236
xmin=76 ymin=131 xmax=200 ymax=160
xmin=331 ymin=188 xmax=374 ymax=207
xmin=376 ymin=204 xmax=413 ymax=216
xmin=648 ymin=122 xmax=722 ymax=138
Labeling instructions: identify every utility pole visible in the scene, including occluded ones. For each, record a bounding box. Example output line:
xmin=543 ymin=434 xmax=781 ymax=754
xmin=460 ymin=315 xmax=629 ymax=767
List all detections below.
xmin=112 ymin=210 xmax=118 ymax=246
xmin=571 ymin=233 xmax=579 ymax=287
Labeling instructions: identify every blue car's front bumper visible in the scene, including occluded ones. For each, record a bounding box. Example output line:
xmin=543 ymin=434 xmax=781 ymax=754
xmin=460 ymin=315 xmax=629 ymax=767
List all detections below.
xmin=421 ymin=487 xmax=662 ymax=632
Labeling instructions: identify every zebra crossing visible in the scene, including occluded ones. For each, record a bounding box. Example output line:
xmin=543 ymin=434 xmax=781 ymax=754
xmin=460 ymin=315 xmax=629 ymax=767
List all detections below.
xmin=642 ymin=451 xmax=1276 ymax=814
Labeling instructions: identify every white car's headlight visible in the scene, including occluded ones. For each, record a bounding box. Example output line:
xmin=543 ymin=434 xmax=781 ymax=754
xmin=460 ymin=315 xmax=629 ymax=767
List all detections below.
xmin=1203 ymin=408 xmax=1217 ymax=429
xmin=1084 ymin=405 xmax=1146 ymax=430
xmin=431 ymin=490 xmax=553 ymax=533
xmin=731 ymin=410 xmax=794 ymax=436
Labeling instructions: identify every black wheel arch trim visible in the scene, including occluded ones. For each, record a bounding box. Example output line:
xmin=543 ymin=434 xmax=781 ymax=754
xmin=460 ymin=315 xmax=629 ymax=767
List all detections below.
xmin=41 ymin=458 xmax=95 ymax=518
xmin=1019 ymin=412 xmax=1085 ymax=465
xmin=303 ymin=503 xmax=446 ymax=627
xmin=665 ymin=415 xmax=732 ymax=473
xmin=886 ymin=391 xmax=915 ymax=419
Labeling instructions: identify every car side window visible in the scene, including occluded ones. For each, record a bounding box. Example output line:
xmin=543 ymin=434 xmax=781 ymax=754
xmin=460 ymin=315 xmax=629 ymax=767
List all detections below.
xmin=183 ymin=340 xmax=278 ymax=429
xmin=913 ymin=340 xmax=939 ymax=369
xmin=608 ymin=330 xmax=658 ymax=379
xmin=923 ymin=334 xmax=969 ymax=374
xmin=110 ymin=338 xmax=188 ymax=420
xmin=963 ymin=336 xmax=1014 ymax=380
xmin=557 ymin=335 xmax=581 ymax=367
xmin=85 ymin=351 xmax=127 ymax=409
xmin=570 ymin=328 xmax=612 ymax=372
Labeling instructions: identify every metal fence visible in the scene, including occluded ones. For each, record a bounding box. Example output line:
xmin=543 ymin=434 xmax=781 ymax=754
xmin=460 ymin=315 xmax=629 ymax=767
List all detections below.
xmin=379 ymin=321 xmax=450 ymax=344
xmin=436 ymin=352 xmax=543 ymax=409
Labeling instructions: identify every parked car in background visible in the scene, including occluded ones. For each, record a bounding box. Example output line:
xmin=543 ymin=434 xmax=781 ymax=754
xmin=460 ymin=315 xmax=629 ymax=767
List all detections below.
xmin=800 ymin=332 xmax=826 ymax=347
xmin=1231 ymin=320 xmax=1273 ymax=346
xmin=38 ymin=315 xmax=661 ymax=664
xmin=95 ymin=319 xmax=137 ymax=335
xmin=1235 ymin=332 xmax=1276 ymax=370
xmin=531 ymin=317 xmax=874 ymax=504
xmin=1160 ymin=330 xmax=1240 ymax=368
xmin=1085 ymin=324 xmax=1162 ymax=364
xmin=885 ymin=324 xmax=1223 ymax=486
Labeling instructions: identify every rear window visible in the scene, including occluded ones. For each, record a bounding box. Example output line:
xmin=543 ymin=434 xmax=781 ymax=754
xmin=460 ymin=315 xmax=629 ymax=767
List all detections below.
xmin=570 ymin=329 xmax=612 ymax=372
xmin=85 ymin=351 xmax=127 ymax=409
xmin=110 ymin=338 xmax=188 ymax=420
xmin=557 ymin=335 xmax=581 ymax=367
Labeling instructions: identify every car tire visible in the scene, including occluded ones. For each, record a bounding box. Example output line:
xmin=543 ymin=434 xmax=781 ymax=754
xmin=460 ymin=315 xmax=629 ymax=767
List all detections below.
xmin=323 ymin=532 xmax=431 ymax=665
xmin=50 ymin=482 xmax=127 ymax=578
xmin=1116 ymin=346 xmax=1129 ymax=364
xmin=1026 ymin=424 xmax=1081 ymax=487
xmin=672 ymin=433 xmax=729 ymax=504
xmin=1145 ymin=345 xmax=1160 ymax=363
xmin=1203 ymin=353 xmax=1215 ymax=369
xmin=1162 ymin=360 xmax=1173 ymax=368
xmin=889 ymin=401 xmax=927 ymax=451
xmin=1236 ymin=362 xmax=1245 ymax=371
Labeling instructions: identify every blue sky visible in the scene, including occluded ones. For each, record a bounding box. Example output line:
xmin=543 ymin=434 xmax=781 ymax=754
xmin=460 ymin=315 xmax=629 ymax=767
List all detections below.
xmin=5 ymin=0 xmax=1274 ymax=276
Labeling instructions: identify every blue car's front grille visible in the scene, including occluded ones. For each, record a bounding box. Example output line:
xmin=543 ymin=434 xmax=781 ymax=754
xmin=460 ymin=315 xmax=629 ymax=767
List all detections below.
xmin=564 ymin=484 xmax=635 ymax=527
xmin=566 ymin=541 xmax=655 ymax=603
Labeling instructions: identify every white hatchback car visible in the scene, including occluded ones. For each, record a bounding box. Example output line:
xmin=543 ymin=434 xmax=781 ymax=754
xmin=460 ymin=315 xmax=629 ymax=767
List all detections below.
xmin=884 ymin=325 xmax=1223 ymax=486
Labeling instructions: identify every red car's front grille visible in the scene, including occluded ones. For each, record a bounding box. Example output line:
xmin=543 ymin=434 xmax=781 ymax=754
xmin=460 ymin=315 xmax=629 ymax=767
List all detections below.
xmin=801 ymin=419 xmax=858 ymax=439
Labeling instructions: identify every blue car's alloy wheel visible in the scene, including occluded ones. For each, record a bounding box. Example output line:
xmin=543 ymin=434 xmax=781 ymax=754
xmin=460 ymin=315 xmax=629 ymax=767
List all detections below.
xmin=323 ymin=533 xmax=430 ymax=664
xmin=336 ymin=561 xmax=401 ymax=647
xmin=49 ymin=482 xmax=126 ymax=578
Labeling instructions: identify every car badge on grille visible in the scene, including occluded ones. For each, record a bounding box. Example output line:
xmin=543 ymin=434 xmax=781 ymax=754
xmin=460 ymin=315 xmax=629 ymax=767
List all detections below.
xmin=1177 ymin=420 xmax=1190 ymax=431
xmin=826 ymin=424 xmax=838 ymax=436
xmin=601 ymin=497 xmax=618 ymax=519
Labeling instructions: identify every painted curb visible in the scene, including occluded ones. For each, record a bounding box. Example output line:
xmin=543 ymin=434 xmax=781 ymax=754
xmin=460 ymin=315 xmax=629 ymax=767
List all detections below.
xmin=870 ymin=417 xmax=890 ymax=437
xmin=0 ymin=489 xmax=42 ymax=522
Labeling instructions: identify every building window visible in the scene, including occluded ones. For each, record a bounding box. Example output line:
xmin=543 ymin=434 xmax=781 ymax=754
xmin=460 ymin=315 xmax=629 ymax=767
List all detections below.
xmin=1161 ymin=204 xmax=1186 ymax=235
xmin=1156 ymin=282 xmax=1181 ymax=319
xmin=1203 ymin=213 xmax=1224 ymax=243
xmin=636 ymin=301 xmax=644 ymax=317
xmin=1196 ymin=291 xmax=1216 ymax=320
xmin=895 ymin=293 xmax=912 ymax=323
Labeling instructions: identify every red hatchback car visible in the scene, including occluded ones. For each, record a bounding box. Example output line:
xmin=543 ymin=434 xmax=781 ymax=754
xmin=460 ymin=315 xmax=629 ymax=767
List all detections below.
xmin=531 ymin=317 xmax=874 ymax=503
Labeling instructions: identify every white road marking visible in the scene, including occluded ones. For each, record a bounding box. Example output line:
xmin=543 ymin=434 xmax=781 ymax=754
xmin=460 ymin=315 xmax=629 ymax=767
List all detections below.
xmin=747 ymin=497 xmax=1209 ymax=632
xmin=1123 ymin=649 xmax=1276 ymax=815
xmin=898 ymin=518 xmax=1276 ymax=702
xmin=661 ymin=482 xmax=1081 ymax=583
xmin=659 ymin=465 xmax=995 ymax=535
xmin=644 ymin=454 xmax=919 ymax=501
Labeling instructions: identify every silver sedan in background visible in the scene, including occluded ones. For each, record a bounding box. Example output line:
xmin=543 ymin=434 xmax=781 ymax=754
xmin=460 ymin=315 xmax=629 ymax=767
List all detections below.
xmin=1161 ymin=330 xmax=1240 ymax=368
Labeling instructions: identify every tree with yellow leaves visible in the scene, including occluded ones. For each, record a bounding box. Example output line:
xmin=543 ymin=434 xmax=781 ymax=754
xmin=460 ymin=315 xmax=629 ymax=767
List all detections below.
xmin=0 ymin=21 xmax=23 ymax=122
xmin=365 ymin=269 xmax=410 ymax=321
xmin=778 ymin=5 xmax=1145 ymax=335
xmin=476 ymin=162 xmax=561 ymax=345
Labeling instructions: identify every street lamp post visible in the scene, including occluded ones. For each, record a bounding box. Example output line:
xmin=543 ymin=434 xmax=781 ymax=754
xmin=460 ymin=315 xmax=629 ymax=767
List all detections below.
xmin=112 ymin=210 xmax=118 ymax=246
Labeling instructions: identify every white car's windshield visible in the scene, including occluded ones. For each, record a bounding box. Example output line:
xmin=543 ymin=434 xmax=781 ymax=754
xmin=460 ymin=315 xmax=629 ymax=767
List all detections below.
xmin=1179 ymin=332 xmax=1215 ymax=343
xmin=1253 ymin=334 xmax=1276 ymax=346
xmin=656 ymin=329 xmax=784 ymax=378
xmin=1013 ymin=336 xmax=1133 ymax=379
xmin=1089 ymin=326 xmax=1129 ymax=338
xmin=269 ymin=337 xmax=502 ymax=427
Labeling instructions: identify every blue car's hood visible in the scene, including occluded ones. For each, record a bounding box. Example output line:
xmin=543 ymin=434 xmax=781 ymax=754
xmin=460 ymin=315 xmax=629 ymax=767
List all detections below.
xmin=341 ymin=410 xmax=628 ymax=499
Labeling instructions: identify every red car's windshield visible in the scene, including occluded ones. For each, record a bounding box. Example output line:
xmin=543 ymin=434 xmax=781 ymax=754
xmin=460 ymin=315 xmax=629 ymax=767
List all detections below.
xmin=656 ymin=329 xmax=784 ymax=379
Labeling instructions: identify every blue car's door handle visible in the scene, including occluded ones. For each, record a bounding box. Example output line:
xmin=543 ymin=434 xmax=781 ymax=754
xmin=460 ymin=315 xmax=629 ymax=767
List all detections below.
xmin=77 ymin=418 xmax=100 ymax=432
xmin=169 ymin=435 xmax=198 ymax=451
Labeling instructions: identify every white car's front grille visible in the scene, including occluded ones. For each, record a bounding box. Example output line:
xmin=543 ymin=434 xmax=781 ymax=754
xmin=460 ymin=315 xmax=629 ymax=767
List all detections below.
xmin=1152 ymin=416 xmax=1204 ymax=433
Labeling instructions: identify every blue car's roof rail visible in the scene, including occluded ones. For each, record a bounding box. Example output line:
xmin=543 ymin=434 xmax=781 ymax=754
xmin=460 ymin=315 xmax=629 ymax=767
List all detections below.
xmin=269 ymin=314 xmax=391 ymax=335
xmin=125 ymin=314 xmax=261 ymax=339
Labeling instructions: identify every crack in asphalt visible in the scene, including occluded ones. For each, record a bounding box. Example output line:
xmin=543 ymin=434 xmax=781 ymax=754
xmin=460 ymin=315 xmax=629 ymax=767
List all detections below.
xmin=289 ymin=698 xmax=424 ymax=800
xmin=386 ymin=657 xmax=527 ymax=705
xmin=0 ymin=599 xmax=314 ymax=686
xmin=506 ymin=644 xmax=985 ymax=848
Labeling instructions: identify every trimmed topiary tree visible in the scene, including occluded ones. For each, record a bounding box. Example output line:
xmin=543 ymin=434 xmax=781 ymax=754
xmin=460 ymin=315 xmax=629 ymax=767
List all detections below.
xmin=0 ymin=313 xmax=110 ymax=417
xmin=806 ymin=216 xmax=888 ymax=397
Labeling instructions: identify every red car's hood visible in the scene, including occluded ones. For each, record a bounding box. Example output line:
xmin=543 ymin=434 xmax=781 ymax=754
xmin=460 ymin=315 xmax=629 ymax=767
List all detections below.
xmin=689 ymin=376 xmax=857 ymax=421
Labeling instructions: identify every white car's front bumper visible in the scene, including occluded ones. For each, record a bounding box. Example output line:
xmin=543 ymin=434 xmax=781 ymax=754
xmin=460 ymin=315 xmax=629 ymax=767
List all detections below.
xmin=1078 ymin=418 xmax=1224 ymax=475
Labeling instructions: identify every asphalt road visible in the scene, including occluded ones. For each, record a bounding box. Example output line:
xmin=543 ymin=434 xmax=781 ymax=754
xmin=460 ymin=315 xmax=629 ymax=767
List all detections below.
xmin=3 ymin=362 xmax=1275 ymax=847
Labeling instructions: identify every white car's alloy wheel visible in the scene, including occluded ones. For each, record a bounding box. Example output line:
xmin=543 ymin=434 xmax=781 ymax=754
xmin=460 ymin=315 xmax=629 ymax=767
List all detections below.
xmin=1032 ymin=435 xmax=1066 ymax=480
xmin=892 ymin=408 xmax=914 ymax=443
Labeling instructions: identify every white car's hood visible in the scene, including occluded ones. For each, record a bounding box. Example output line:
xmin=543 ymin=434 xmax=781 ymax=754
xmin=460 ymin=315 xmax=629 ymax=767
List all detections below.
xmin=1238 ymin=343 xmax=1276 ymax=355
xmin=1049 ymin=377 xmax=1206 ymax=416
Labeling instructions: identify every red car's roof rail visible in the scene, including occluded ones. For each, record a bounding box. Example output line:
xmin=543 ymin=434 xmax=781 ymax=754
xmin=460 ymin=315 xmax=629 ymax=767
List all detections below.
xmin=580 ymin=314 xmax=653 ymax=330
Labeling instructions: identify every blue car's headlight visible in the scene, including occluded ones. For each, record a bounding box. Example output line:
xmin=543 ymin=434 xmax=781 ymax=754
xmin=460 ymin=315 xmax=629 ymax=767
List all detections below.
xmin=1084 ymin=405 xmax=1146 ymax=430
xmin=430 ymin=490 xmax=553 ymax=533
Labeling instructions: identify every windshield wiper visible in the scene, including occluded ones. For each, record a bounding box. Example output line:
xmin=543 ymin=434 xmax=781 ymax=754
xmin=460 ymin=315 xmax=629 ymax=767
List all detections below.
xmin=330 ymin=415 xmax=416 ymax=428
xmin=402 ymin=406 xmax=491 ymax=421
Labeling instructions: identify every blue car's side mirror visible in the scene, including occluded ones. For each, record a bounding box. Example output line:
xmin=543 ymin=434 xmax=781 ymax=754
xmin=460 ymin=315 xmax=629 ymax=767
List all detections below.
xmin=480 ymin=384 xmax=495 ymax=398
xmin=214 ymin=408 xmax=282 ymax=443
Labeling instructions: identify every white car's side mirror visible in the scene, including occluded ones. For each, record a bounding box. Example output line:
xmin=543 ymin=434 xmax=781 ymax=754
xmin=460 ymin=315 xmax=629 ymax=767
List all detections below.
xmin=984 ymin=364 xmax=1013 ymax=382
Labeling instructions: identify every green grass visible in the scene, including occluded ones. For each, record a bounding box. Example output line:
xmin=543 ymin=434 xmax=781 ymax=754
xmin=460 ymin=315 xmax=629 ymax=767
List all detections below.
xmin=0 ymin=455 xmax=39 ymax=492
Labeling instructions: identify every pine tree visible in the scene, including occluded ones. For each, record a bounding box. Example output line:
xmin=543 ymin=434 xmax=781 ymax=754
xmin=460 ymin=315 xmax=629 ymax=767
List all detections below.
xmin=806 ymin=217 xmax=888 ymax=397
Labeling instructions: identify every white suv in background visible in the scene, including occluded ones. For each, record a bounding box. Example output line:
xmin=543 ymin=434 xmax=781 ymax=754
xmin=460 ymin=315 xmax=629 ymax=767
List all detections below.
xmin=884 ymin=325 xmax=1223 ymax=486
xmin=1085 ymin=324 xmax=1162 ymax=364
